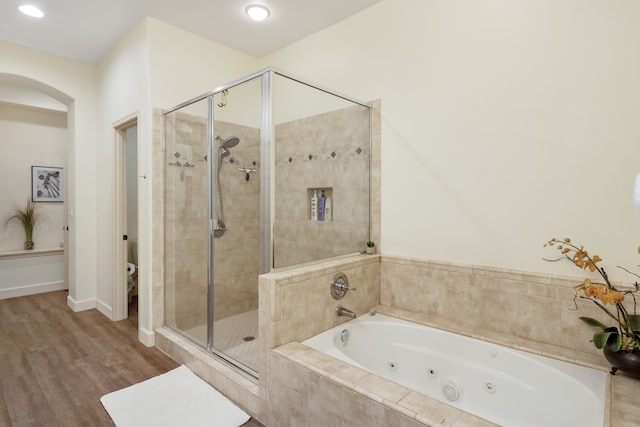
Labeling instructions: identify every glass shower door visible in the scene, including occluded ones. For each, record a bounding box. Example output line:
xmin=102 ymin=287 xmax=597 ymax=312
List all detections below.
xmin=163 ymin=97 xmax=210 ymax=348
xmin=210 ymin=76 xmax=262 ymax=374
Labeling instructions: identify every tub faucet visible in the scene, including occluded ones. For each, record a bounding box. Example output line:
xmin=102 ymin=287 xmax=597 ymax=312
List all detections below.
xmin=335 ymin=305 xmax=356 ymax=319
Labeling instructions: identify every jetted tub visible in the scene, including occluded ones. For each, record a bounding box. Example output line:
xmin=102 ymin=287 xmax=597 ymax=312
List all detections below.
xmin=302 ymin=313 xmax=606 ymax=427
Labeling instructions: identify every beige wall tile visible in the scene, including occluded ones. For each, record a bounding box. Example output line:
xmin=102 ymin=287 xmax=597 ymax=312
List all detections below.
xmin=355 ymin=374 xmax=412 ymax=404
xmin=268 ymin=379 xmax=308 ymax=427
xmin=268 ymin=352 xmax=309 ymax=395
xmin=307 ymin=371 xmax=346 ymax=413
xmin=308 ymin=400 xmax=343 ymax=426
xmin=339 ymin=390 xmax=385 ymax=427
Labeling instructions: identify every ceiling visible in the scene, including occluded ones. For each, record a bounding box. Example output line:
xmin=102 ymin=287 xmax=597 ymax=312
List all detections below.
xmin=0 ymin=0 xmax=382 ymax=64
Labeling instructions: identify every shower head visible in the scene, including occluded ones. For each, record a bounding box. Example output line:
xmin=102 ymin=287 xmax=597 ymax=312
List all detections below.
xmin=220 ymin=148 xmax=230 ymax=158
xmin=216 ymin=135 xmax=240 ymax=149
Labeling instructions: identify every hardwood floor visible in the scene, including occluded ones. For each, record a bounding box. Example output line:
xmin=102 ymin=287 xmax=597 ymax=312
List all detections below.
xmin=0 ymin=291 xmax=265 ymax=427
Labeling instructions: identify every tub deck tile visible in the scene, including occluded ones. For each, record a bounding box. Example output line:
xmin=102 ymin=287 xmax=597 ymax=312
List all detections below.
xmin=382 ymin=398 xmax=418 ymax=421
xmin=275 ymin=342 xmax=373 ymax=389
xmin=354 ymin=373 xmax=412 ymax=403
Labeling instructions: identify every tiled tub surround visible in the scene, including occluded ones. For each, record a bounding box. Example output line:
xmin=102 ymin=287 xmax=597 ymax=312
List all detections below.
xmin=267 ymin=255 xmax=640 ymax=427
xmin=272 ymin=314 xmax=634 ymax=426
xmin=259 ymin=254 xmax=381 ymax=357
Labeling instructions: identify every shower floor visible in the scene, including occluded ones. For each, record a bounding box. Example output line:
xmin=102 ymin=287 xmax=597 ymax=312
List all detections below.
xmin=184 ymin=309 xmax=259 ymax=372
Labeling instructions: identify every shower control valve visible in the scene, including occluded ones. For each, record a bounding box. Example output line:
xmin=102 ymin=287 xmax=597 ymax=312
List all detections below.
xmin=331 ymin=272 xmax=355 ymax=300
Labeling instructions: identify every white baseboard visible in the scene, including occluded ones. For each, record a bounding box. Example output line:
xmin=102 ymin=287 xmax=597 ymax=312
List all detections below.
xmin=139 ymin=327 xmax=155 ymax=347
xmin=67 ymin=294 xmax=96 ymax=312
xmin=0 ymin=281 xmax=66 ymax=300
xmin=96 ymin=299 xmax=113 ymax=319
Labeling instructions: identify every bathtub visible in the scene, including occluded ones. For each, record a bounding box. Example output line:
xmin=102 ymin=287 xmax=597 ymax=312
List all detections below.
xmin=302 ymin=313 xmax=606 ymax=427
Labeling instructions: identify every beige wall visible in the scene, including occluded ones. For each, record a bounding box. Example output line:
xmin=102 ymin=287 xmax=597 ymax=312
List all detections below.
xmin=262 ymin=0 xmax=640 ymax=282
xmin=147 ymin=18 xmax=258 ymax=109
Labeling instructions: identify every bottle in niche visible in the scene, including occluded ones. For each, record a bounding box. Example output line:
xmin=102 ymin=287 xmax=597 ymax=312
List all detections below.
xmin=324 ymin=190 xmax=332 ymax=221
xmin=311 ymin=190 xmax=318 ymax=221
xmin=317 ymin=190 xmax=326 ymax=221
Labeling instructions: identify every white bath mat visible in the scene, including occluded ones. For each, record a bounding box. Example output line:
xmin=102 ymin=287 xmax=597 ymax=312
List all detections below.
xmin=100 ymin=365 xmax=250 ymax=427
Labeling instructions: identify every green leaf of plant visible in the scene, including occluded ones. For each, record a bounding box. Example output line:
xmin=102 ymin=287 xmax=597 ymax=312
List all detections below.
xmin=580 ymin=317 xmax=609 ymax=329
xmin=593 ymin=331 xmax=621 ymax=350
xmin=607 ymin=333 xmax=622 ymax=352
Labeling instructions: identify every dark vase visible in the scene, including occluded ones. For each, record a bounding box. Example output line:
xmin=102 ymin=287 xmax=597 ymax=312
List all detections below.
xmin=24 ymin=240 xmax=34 ymax=250
xmin=603 ymin=346 xmax=640 ymax=379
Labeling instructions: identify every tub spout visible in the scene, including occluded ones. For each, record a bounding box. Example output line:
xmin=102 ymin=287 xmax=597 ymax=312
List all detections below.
xmin=336 ymin=305 xmax=356 ymax=319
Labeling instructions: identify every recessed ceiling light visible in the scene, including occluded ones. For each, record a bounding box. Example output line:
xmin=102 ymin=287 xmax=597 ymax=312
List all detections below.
xmin=19 ymin=5 xmax=44 ymax=18
xmin=245 ymin=4 xmax=270 ymax=21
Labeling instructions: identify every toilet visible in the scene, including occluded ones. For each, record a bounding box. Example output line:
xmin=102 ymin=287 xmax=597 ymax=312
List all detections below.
xmin=127 ymin=240 xmax=138 ymax=301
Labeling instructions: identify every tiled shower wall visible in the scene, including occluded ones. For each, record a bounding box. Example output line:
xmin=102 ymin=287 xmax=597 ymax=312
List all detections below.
xmin=274 ymin=104 xmax=371 ymax=268
xmin=211 ymin=121 xmax=261 ymax=321
xmin=163 ymin=112 xmax=261 ymax=327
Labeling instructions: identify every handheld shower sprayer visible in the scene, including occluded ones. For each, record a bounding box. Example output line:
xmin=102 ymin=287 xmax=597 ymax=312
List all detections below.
xmin=214 ymin=135 xmax=241 ymax=238
xmin=216 ymin=135 xmax=240 ymax=149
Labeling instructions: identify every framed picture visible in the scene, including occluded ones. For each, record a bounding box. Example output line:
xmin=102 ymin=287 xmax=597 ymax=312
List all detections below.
xmin=32 ymin=166 xmax=64 ymax=202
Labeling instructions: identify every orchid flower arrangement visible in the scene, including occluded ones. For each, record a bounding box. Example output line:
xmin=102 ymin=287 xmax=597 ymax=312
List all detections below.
xmin=544 ymin=238 xmax=640 ymax=353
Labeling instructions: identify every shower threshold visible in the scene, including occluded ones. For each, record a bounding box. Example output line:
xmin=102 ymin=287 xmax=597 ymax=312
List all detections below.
xmin=185 ymin=309 xmax=259 ymax=372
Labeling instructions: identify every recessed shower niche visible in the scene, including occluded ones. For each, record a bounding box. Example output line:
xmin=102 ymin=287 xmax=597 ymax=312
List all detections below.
xmin=162 ymin=69 xmax=371 ymax=378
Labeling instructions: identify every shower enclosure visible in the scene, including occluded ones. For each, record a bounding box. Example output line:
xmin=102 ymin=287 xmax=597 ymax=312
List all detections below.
xmin=163 ymin=69 xmax=371 ymax=378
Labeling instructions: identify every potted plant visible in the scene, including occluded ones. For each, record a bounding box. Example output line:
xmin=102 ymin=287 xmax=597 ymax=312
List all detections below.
xmin=544 ymin=237 xmax=640 ymax=378
xmin=3 ymin=198 xmax=46 ymax=250
xmin=366 ymin=241 xmax=376 ymax=254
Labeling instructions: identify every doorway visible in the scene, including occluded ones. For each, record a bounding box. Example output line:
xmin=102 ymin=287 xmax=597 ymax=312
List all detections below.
xmin=125 ymin=125 xmax=138 ymax=320
xmin=113 ymin=116 xmax=138 ymax=322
